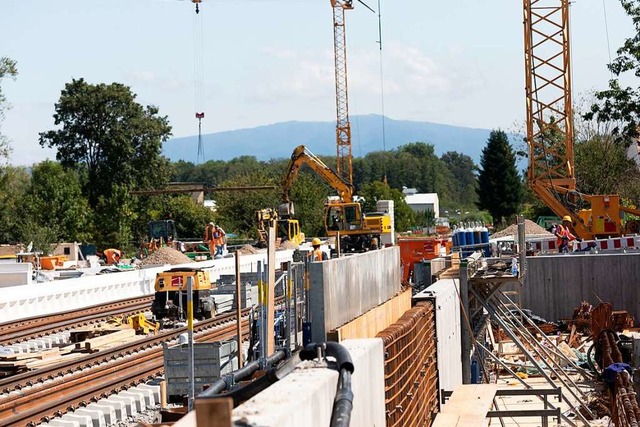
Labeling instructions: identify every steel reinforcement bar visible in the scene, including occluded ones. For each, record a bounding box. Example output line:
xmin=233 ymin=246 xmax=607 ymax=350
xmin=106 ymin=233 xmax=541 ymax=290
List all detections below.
xmin=377 ymin=301 xmax=438 ymax=427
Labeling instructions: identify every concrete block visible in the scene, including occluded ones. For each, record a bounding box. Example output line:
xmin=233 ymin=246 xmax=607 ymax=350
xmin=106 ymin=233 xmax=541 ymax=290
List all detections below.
xmin=108 ymin=394 xmax=138 ymax=417
xmin=86 ymin=403 xmax=116 ymax=425
xmin=61 ymin=413 xmax=93 ymax=427
xmin=137 ymin=383 xmax=161 ymax=405
xmin=118 ymin=390 xmax=147 ymax=412
xmin=48 ymin=419 xmax=80 ymax=427
xmin=73 ymin=408 xmax=106 ymax=427
xmin=130 ymin=385 xmax=155 ymax=406
xmin=15 ymin=343 xmax=29 ymax=352
xmin=99 ymin=398 xmax=126 ymax=419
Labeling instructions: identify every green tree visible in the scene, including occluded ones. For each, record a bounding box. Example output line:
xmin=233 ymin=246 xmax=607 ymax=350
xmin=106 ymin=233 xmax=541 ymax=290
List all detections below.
xmin=93 ymin=184 xmax=136 ymax=250
xmin=585 ymin=1 xmax=640 ymax=141
xmin=158 ymin=196 xmax=215 ymax=240
xmin=441 ymin=151 xmax=478 ymax=207
xmin=359 ymin=181 xmax=415 ymax=231
xmin=0 ymin=166 xmax=29 ymax=243
xmin=19 ymin=161 xmax=91 ymax=244
xmin=0 ymin=57 xmax=17 ymax=161
xmin=476 ymin=130 xmax=523 ymax=225
xmin=289 ymin=172 xmax=330 ymax=237
xmin=39 ymin=78 xmax=173 ymax=207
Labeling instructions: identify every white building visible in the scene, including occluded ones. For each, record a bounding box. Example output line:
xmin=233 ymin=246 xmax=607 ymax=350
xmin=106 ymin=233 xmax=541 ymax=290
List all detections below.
xmin=402 ymin=187 xmax=439 ymax=218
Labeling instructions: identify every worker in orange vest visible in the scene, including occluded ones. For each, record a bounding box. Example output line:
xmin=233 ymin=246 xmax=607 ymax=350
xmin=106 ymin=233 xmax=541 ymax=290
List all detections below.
xmin=214 ymin=225 xmax=226 ymax=257
xmin=310 ymin=238 xmax=328 ymax=262
xmin=556 ymin=216 xmax=577 ymax=253
xmin=103 ymin=248 xmax=122 ymax=266
xmin=204 ymin=222 xmax=216 ymax=256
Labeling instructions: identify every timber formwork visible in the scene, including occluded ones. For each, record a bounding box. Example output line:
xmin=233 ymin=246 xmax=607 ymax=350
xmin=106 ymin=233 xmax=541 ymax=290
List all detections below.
xmin=377 ymin=301 xmax=438 ymax=427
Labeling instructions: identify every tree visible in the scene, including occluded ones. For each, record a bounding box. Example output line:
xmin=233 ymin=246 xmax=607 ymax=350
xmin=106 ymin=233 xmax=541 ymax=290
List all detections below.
xmin=39 ymin=78 xmax=173 ymax=207
xmin=359 ymin=181 xmax=415 ymax=232
xmin=441 ymin=151 xmax=478 ymax=207
xmin=476 ymin=130 xmax=523 ymax=225
xmin=19 ymin=161 xmax=91 ymax=244
xmin=0 ymin=57 xmax=17 ymax=161
xmin=585 ymin=1 xmax=640 ymax=141
xmin=0 ymin=166 xmax=29 ymax=243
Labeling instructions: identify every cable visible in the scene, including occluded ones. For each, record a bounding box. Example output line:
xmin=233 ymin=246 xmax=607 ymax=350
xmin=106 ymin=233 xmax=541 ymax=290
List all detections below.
xmin=376 ymin=0 xmax=387 ymax=184
xmin=192 ymin=2 xmax=206 ymax=164
xmin=602 ymin=0 xmax=613 ymax=77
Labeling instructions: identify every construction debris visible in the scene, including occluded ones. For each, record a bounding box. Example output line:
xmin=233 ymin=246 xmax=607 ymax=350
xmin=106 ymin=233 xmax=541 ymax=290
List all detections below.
xmin=139 ymin=247 xmax=194 ymax=266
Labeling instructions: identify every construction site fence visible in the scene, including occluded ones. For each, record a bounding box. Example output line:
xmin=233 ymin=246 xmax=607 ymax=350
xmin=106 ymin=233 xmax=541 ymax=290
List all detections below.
xmin=377 ymin=301 xmax=438 ymax=427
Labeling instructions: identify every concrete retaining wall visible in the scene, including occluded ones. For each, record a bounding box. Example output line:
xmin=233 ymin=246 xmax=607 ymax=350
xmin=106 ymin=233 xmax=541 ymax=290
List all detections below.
xmin=0 ymin=250 xmax=294 ymax=323
xmin=309 ymin=246 xmax=401 ymax=342
xmin=522 ymin=252 xmax=640 ymax=320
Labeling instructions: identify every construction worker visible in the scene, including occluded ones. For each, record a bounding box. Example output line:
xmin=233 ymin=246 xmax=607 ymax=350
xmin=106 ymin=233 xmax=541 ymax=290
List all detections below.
xmin=214 ymin=225 xmax=226 ymax=257
xmin=310 ymin=238 xmax=328 ymax=262
xmin=103 ymin=248 xmax=122 ymax=266
xmin=205 ymin=222 xmax=216 ymax=257
xmin=556 ymin=215 xmax=577 ymax=253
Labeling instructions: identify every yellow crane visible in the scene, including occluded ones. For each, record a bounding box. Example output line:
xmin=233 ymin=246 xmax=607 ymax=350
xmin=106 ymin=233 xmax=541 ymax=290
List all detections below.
xmin=523 ymin=0 xmax=640 ymax=239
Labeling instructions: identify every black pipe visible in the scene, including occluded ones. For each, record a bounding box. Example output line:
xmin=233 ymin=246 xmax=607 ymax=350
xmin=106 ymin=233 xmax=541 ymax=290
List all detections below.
xmin=300 ymin=342 xmax=355 ymax=427
xmin=300 ymin=342 xmax=355 ymax=373
xmin=198 ymin=350 xmax=286 ymax=398
xmin=331 ymin=369 xmax=354 ymax=427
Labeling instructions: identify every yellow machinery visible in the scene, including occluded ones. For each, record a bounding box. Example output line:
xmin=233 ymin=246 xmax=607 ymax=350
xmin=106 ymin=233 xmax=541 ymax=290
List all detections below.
xmin=127 ymin=313 xmax=160 ymax=335
xmin=282 ymin=145 xmax=391 ymax=252
xmin=255 ymin=208 xmax=305 ymax=247
xmin=152 ymin=267 xmax=215 ymax=322
xmin=523 ymin=0 xmax=640 ymax=239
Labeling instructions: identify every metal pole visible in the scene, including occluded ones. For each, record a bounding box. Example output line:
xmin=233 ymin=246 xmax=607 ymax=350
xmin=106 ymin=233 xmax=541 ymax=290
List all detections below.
xmin=235 ymin=251 xmax=243 ymax=368
xmin=459 ymin=258 xmax=471 ymax=384
xmin=186 ymin=276 xmax=195 ymax=412
xmin=517 ymin=215 xmax=526 ymax=280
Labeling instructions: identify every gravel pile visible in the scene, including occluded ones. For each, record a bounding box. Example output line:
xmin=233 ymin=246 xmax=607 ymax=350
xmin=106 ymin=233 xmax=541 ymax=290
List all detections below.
xmin=140 ymin=247 xmax=194 ymax=266
xmin=491 ymin=219 xmax=553 ymax=239
xmin=238 ymin=244 xmax=259 ymax=255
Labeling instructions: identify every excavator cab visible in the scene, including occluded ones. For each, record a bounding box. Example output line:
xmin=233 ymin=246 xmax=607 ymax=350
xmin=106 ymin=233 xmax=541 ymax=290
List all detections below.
xmin=324 ymin=202 xmax=364 ymax=234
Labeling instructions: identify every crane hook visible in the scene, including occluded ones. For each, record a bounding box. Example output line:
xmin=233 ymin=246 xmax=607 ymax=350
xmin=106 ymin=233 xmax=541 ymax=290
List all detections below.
xmin=195 ymin=3 xmax=200 ymax=14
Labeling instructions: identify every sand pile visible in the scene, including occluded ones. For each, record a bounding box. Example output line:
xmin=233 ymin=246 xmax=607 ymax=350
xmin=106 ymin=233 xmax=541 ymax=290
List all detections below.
xmin=140 ymin=247 xmax=194 ymax=266
xmin=491 ymin=219 xmax=553 ymax=239
xmin=237 ymin=244 xmax=258 ymax=255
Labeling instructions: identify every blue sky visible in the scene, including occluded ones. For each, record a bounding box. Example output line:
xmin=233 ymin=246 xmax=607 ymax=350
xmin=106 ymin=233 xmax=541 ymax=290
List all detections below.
xmin=0 ymin=0 xmax=634 ymax=165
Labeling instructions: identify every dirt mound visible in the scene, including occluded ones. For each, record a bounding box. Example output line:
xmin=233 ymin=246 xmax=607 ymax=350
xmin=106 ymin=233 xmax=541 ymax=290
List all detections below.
xmin=279 ymin=240 xmax=299 ymax=250
xmin=491 ymin=219 xmax=553 ymax=239
xmin=238 ymin=244 xmax=258 ymax=255
xmin=140 ymin=247 xmax=194 ymax=266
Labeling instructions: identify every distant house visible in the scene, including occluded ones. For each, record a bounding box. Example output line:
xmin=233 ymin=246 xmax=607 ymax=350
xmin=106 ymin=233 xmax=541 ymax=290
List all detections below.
xmin=204 ymin=200 xmax=217 ymax=212
xmin=402 ymin=187 xmax=439 ymax=218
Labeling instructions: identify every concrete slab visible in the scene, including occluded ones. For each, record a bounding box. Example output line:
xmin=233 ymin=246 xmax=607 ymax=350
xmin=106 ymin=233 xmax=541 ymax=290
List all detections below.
xmin=119 ymin=390 xmax=147 ymax=411
xmin=47 ymin=419 xmax=79 ymax=427
xmin=137 ymin=383 xmax=160 ymax=405
xmin=86 ymin=403 xmax=116 ymax=425
xmin=107 ymin=395 xmax=138 ymax=417
xmin=73 ymin=408 xmax=106 ymax=427
xmin=99 ymin=398 xmax=127 ymax=419
xmin=60 ymin=413 xmax=92 ymax=427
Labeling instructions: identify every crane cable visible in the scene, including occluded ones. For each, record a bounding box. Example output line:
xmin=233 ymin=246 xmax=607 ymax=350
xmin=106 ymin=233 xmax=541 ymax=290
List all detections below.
xmin=376 ymin=0 xmax=387 ymax=186
xmin=193 ymin=1 xmax=206 ymax=164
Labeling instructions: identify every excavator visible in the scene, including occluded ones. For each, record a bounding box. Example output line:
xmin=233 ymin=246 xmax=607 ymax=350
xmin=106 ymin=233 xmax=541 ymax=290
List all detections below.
xmin=254 ymin=208 xmax=304 ymax=248
xmin=280 ymin=145 xmax=392 ymax=253
xmin=523 ymin=0 xmax=640 ymax=239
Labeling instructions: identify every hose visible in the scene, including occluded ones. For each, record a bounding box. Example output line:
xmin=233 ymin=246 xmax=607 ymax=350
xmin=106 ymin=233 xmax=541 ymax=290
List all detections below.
xmin=300 ymin=342 xmax=355 ymax=427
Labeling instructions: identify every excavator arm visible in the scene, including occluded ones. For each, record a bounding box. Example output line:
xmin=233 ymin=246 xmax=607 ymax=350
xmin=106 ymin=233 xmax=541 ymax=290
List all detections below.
xmin=281 ymin=145 xmax=355 ymax=203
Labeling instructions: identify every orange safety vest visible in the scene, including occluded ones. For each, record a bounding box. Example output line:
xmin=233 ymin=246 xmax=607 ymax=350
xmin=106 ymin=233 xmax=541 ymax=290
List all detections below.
xmin=104 ymin=249 xmax=121 ymax=265
xmin=313 ymin=247 xmax=323 ymax=262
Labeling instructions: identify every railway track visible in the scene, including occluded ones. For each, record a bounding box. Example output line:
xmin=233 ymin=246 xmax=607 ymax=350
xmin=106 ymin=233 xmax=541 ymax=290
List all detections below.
xmin=0 ymin=296 xmax=154 ymax=346
xmin=0 ymin=309 xmax=252 ymax=427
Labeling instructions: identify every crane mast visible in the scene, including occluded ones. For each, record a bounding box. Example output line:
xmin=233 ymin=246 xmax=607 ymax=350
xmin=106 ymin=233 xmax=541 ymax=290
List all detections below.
xmin=332 ymin=0 xmax=354 ymax=186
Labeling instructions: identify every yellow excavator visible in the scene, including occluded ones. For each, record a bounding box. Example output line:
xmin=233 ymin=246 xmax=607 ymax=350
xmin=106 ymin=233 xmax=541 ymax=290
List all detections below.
xmin=255 ymin=208 xmax=305 ymax=248
xmin=281 ymin=145 xmax=392 ymax=253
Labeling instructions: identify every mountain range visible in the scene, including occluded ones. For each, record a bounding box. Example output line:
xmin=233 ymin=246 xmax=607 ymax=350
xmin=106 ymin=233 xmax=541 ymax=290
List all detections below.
xmin=163 ymin=114 xmax=500 ymax=164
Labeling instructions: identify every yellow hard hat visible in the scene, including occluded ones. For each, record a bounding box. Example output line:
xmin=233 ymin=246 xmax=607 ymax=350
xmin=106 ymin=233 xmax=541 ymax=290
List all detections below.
xmin=562 ymin=216 xmax=572 ymax=222
xmin=312 ymin=238 xmax=322 ymax=246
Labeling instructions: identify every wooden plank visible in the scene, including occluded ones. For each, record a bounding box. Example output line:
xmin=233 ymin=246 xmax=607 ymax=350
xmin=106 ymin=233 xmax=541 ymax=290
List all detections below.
xmin=73 ymin=329 xmax=136 ymax=352
xmin=440 ymin=384 xmax=497 ymax=426
xmin=195 ymin=397 xmax=233 ymax=427
xmin=0 ymin=348 xmax=60 ymax=361
xmin=329 ymin=288 xmax=412 ymax=341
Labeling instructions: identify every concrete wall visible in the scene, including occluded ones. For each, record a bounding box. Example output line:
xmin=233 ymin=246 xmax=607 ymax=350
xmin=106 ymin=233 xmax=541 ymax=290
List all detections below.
xmin=171 ymin=338 xmax=386 ymax=427
xmin=522 ymin=252 xmax=640 ymax=320
xmin=309 ymin=246 xmax=401 ymax=342
xmin=0 ymin=250 xmax=294 ymax=323
xmin=0 ymin=263 xmax=32 ymax=288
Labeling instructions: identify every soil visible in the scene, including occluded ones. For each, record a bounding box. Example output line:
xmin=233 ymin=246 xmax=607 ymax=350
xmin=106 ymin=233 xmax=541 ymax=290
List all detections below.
xmin=139 ymin=247 xmax=194 ymax=266
xmin=491 ymin=219 xmax=553 ymax=239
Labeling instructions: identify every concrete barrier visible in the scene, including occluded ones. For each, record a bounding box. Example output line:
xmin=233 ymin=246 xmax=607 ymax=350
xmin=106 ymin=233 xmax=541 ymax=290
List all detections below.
xmin=0 ymin=250 xmax=294 ymax=322
xmin=0 ymin=263 xmax=31 ymax=287
xmin=309 ymin=247 xmax=401 ymax=342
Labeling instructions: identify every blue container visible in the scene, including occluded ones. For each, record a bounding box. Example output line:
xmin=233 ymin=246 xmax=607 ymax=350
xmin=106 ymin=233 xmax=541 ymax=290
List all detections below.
xmin=474 ymin=229 xmax=482 ymax=245
xmin=457 ymin=230 xmax=467 ymax=247
xmin=481 ymin=230 xmax=490 ymax=244
xmin=465 ymin=230 xmax=475 ymax=246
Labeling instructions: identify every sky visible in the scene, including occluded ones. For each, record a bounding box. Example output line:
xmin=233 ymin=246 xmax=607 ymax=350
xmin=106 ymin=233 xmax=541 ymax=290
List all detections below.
xmin=0 ymin=0 xmax=635 ymax=165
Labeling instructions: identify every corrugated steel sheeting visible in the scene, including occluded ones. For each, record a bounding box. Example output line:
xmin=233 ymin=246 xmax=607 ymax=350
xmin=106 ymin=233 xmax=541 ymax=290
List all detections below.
xmin=308 ymin=246 xmax=401 ymax=342
xmin=377 ymin=302 xmax=438 ymax=427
